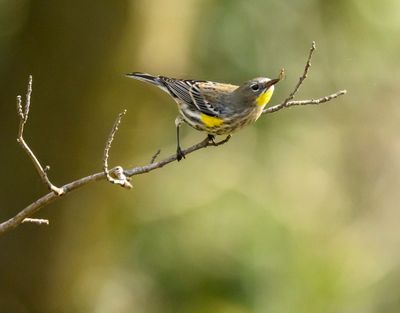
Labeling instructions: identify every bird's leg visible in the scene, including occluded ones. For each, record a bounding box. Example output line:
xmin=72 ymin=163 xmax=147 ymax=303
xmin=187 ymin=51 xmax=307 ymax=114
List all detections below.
xmin=207 ymin=134 xmax=216 ymax=145
xmin=175 ymin=116 xmax=185 ymax=161
xmin=176 ymin=127 xmax=185 ymax=161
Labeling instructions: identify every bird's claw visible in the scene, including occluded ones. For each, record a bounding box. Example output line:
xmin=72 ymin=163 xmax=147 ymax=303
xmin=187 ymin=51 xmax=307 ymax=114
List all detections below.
xmin=176 ymin=147 xmax=186 ymax=161
xmin=207 ymin=134 xmax=216 ymax=145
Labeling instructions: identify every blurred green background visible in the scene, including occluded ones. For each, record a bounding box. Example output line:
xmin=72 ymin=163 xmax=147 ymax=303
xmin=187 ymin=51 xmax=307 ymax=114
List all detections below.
xmin=1 ymin=0 xmax=399 ymax=312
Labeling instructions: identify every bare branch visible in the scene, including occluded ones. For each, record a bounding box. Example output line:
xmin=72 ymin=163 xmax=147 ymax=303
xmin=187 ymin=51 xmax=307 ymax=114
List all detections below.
xmin=287 ymin=41 xmax=315 ymax=102
xmin=16 ymin=96 xmax=24 ymax=121
xmin=0 ymin=42 xmax=347 ymax=236
xmin=0 ymin=134 xmax=232 ymax=235
xmin=125 ymin=134 xmax=231 ymax=177
xmin=103 ymin=110 xmax=126 ymax=172
xmin=263 ymin=90 xmax=347 ymax=114
xmin=109 ymin=166 xmax=132 ymax=189
xmin=24 ymin=74 xmax=32 ymax=123
xmin=150 ymin=149 xmax=161 ymax=164
xmin=263 ymin=41 xmax=315 ymax=115
xmin=22 ymin=218 xmax=49 ymax=225
xmin=16 ymin=76 xmax=64 ymax=196
xmin=103 ymin=110 xmax=132 ymax=189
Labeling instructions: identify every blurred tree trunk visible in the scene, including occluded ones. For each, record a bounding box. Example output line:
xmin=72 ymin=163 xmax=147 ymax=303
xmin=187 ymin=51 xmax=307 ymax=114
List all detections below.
xmin=0 ymin=1 xmax=134 ymax=312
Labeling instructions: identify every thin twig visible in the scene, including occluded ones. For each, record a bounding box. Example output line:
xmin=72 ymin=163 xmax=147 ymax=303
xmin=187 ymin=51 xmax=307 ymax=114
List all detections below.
xmin=22 ymin=218 xmax=49 ymax=225
xmin=103 ymin=109 xmax=126 ymax=176
xmin=265 ymin=41 xmax=316 ymax=114
xmin=286 ymin=41 xmax=315 ymax=102
xmin=263 ymin=90 xmax=347 ymax=114
xmin=103 ymin=110 xmax=132 ymax=189
xmin=16 ymin=76 xmax=63 ymax=195
xmin=150 ymin=149 xmax=161 ymax=164
xmin=125 ymin=134 xmax=231 ymax=177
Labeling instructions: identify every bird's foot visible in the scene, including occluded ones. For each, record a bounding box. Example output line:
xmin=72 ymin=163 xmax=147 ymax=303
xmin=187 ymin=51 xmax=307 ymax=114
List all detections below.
xmin=176 ymin=147 xmax=186 ymax=161
xmin=207 ymin=134 xmax=216 ymax=145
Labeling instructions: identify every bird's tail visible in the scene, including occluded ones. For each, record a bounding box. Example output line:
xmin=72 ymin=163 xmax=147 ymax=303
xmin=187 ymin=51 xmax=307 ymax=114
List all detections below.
xmin=126 ymin=72 xmax=170 ymax=93
xmin=126 ymin=72 xmax=162 ymax=86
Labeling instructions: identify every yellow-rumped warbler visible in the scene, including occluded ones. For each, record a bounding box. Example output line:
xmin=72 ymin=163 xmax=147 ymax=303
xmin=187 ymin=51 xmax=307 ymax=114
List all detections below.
xmin=126 ymin=71 xmax=283 ymax=160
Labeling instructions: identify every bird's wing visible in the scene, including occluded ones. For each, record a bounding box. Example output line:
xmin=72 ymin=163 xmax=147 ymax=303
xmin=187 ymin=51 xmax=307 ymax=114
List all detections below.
xmin=195 ymin=82 xmax=238 ymax=116
xmin=159 ymin=77 xmax=237 ymax=117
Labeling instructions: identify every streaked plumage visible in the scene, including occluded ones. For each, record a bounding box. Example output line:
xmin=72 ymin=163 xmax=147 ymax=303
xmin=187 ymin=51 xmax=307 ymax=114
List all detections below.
xmin=126 ymin=71 xmax=282 ymax=160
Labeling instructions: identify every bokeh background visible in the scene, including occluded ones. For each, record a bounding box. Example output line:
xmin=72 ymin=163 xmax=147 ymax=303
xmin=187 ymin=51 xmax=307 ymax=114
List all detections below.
xmin=1 ymin=0 xmax=399 ymax=312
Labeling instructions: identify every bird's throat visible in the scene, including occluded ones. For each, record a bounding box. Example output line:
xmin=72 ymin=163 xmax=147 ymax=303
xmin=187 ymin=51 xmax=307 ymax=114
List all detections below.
xmin=256 ymin=88 xmax=274 ymax=107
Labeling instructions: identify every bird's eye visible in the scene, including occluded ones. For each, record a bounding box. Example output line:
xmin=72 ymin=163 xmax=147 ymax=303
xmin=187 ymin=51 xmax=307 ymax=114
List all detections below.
xmin=251 ymin=84 xmax=259 ymax=91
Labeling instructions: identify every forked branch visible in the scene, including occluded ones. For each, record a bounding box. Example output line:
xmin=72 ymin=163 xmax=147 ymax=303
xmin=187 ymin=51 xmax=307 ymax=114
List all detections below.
xmin=0 ymin=42 xmax=347 ymax=236
xmin=16 ymin=75 xmax=64 ymax=196
xmin=263 ymin=41 xmax=347 ymax=114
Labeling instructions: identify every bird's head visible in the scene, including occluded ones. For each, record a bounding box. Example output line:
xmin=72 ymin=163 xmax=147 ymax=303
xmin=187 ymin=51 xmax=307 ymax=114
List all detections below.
xmin=235 ymin=69 xmax=284 ymax=108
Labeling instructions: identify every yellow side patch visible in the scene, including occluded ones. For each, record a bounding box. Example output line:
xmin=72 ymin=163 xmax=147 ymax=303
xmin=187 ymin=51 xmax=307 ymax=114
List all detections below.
xmin=200 ymin=113 xmax=224 ymax=127
xmin=256 ymin=88 xmax=274 ymax=107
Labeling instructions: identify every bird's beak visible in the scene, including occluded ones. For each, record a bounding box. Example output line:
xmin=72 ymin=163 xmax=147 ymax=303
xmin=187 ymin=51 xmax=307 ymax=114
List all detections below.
xmin=265 ymin=78 xmax=280 ymax=88
xmin=265 ymin=68 xmax=285 ymax=89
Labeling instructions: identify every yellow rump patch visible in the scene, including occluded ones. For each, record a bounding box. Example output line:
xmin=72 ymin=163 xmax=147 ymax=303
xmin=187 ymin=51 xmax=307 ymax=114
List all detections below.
xmin=256 ymin=88 xmax=274 ymax=107
xmin=200 ymin=113 xmax=224 ymax=127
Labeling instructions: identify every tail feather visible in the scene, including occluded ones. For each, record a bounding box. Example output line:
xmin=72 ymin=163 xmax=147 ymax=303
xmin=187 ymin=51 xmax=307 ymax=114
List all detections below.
xmin=126 ymin=72 xmax=161 ymax=85
xmin=126 ymin=72 xmax=171 ymax=94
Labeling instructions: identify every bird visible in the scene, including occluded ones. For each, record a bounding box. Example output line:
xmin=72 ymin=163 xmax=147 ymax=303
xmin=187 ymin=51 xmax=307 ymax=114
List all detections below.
xmin=126 ymin=70 xmax=283 ymax=161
